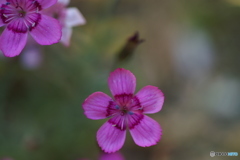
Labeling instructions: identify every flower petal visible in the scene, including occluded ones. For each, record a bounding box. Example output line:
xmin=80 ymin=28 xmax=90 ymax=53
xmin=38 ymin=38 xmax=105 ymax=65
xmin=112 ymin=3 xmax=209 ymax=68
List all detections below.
xmin=0 ymin=0 xmax=7 ymax=3
xmin=129 ymin=115 xmax=162 ymax=147
xmin=99 ymin=152 xmax=125 ymax=160
xmin=20 ymin=45 xmax=42 ymax=70
xmin=83 ymin=92 xmax=118 ymax=120
xmin=60 ymin=27 xmax=72 ymax=46
xmin=65 ymin=7 xmax=86 ymax=27
xmin=134 ymin=85 xmax=164 ymax=114
xmin=0 ymin=28 xmax=27 ymax=57
xmin=97 ymin=119 xmax=126 ymax=153
xmin=30 ymin=15 xmax=61 ymax=45
xmin=5 ymin=0 xmax=18 ymax=5
xmin=58 ymin=0 xmax=70 ymax=5
xmin=108 ymin=68 xmax=136 ymax=97
xmin=0 ymin=4 xmax=5 ymax=27
xmin=37 ymin=0 xmax=57 ymax=9
xmin=0 ymin=18 xmax=4 ymax=27
xmin=7 ymin=18 xmax=28 ymax=33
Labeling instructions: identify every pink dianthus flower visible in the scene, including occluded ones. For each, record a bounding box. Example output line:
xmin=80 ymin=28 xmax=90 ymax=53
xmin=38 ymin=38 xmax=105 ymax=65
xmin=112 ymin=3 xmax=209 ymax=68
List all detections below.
xmin=83 ymin=68 xmax=164 ymax=153
xmin=43 ymin=0 xmax=86 ymax=46
xmin=0 ymin=0 xmax=62 ymax=57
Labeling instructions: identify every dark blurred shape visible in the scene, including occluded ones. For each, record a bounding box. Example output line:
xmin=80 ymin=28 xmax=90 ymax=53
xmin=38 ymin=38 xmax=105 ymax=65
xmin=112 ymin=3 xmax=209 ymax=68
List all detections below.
xmin=24 ymin=135 xmax=40 ymax=151
xmin=116 ymin=31 xmax=144 ymax=63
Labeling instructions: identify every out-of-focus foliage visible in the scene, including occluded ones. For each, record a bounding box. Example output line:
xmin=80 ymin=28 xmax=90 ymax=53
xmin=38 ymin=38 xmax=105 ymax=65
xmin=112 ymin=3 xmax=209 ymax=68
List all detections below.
xmin=0 ymin=0 xmax=240 ymax=160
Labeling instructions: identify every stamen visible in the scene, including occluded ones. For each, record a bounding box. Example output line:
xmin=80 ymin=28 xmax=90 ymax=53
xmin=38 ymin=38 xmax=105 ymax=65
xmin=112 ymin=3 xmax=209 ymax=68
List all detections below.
xmin=5 ymin=16 xmax=15 ymax=22
xmin=26 ymin=19 xmax=34 ymax=25
xmin=115 ymin=105 xmax=120 ymax=109
xmin=32 ymin=22 xmax=35 ymax=27
xmin=23 ymin=20 xmax=29 ymax=29
xmin=3 ymin=13 xmax=15 ymax=16
xmin=112 ymin=124 xmax=116 ymax=127
xmin=15 ymin=3 xmax=24 ymax=10
xmin=128 ymin=111 xmax=134 ymax=115
xmin=6 ymin=2 xmax=10 ymax=5
xmin=24 ymin=18 xmax=37 ymax=29
xmin=3 ymin=14 xmax=8 ymax=18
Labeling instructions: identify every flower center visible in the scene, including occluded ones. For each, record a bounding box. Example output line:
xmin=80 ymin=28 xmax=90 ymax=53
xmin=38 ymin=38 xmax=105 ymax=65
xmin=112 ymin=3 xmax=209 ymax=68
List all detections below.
xmin=18 ymin=9 xmax=26 ymax=17
xmin=116 ymin=105 xmax=134 ymax=116
xmin=0 ymin=1 xmax=41 ymax=23
xmin=14 ymin=2 xmax=27 ymax=17
xmin=121 ymin=106 xmax=128 ymax=115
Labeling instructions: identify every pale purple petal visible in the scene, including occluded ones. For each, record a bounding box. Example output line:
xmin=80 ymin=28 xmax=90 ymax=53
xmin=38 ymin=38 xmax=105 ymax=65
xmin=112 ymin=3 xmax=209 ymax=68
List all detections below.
xmin=129 ymin=115 xmax=162 ymax=147
xmin=60 ymin=27 xmax=72 ymax=46
xmin=0 ymin=28 xmax=27 ymax=57
xmin=30 ymin=15 xmax=61 ymax=45
xmin=99 ymin=152 xmax=125 ymax=160
xmin=108 ymin=68 xmax=136 ymax=96
xmin=65 ymin=7 xmax=86 ymax=27
xmin=83 ymin=92 xmax=118 ymax=120
xmin=58 ymin=0 xmax=70 ymax=6
xmin=134 ymin=85 xmax=164 ymax=114
xmin=37 ymin=0 xmax=57 ymax=9
xmin=20 ymin=45 xmax=42 ymax=70
xmin=97 ymin=119 xmax=126 ymax=153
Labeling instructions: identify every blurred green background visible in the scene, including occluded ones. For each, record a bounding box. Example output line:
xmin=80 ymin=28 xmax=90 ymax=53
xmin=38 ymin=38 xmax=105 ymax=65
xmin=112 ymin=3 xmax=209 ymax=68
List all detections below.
xmin=1 ymin=0 xmax=240 ymax=159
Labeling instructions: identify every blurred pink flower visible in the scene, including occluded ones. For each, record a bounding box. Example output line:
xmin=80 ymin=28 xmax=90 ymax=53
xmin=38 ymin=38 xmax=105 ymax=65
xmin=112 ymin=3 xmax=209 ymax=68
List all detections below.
xmin=0 ymin=0 xmax=62 ymax=57
xmin=83 ymin=68 xmax=164 ymax=153
xmin=44 ymin=0 xmax=86 ymax=46
xmin=20 ymin=37 xmax=42 ymax=69
xmin=99 ymin=152 xmax=124 ymax=160
xmin=78 ymin=152 xmax=124 ymax=160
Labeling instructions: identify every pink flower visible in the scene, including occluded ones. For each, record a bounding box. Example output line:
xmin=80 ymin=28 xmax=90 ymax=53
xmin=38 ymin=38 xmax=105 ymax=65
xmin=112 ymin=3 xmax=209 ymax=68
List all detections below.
xmin=0 ymin=0 xmax=62 ymax=57
xmin=83 ymin=68 xmax=164 ymax=153
xmin=44 ymin=0 xmax=86 ymax=46
xmin=20 ymin=39 xmax=42 ymax=69
xmin=99 ymin=152 xmax=124 ymax=160
xmin=78 ymin=152 xmax=124 ymax=160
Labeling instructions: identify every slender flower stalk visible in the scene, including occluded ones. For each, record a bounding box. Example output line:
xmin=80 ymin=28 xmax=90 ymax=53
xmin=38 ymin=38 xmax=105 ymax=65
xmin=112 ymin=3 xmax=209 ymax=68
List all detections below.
xmin=0 ymin=0 xmax=62 ymax=57
xmin=83 ymin=68 xmax=165 ymax=153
